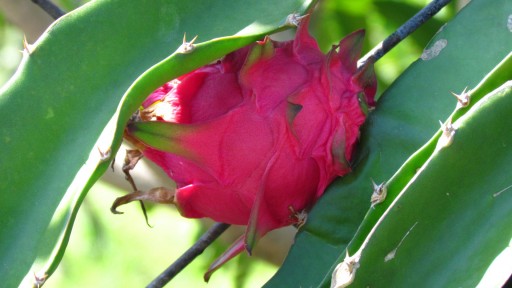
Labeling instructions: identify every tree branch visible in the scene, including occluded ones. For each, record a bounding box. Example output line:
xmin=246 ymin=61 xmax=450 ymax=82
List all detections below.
xmin=30 ymin=0 xmax=65 ymax=20
xmin=358 ymin=0 xmax=452 ymax=67
xmin=146 ymin=223 xmax=231 ymax=288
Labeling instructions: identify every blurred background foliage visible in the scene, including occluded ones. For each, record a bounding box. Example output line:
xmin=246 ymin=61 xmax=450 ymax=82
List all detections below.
xmin=0 ymin=12 xmax=22 ymax=86
xmin=0 ymin=0 xmax=461 ymax=287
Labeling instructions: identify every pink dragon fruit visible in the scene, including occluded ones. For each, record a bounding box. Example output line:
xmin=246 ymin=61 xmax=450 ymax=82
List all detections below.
xmin=118 ymin=16 xmax=376 ymax=278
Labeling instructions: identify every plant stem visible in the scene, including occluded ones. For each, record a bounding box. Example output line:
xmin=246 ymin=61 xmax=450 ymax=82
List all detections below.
xmin=31 ymin=0 xmax=65 ymax=20
xmin=146 ymin=223 xmax=231 ymax=288
xmin=358 ymin=0 xmax=452 ymax=67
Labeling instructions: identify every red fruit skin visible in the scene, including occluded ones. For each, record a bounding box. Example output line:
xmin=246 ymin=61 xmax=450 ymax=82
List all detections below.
xmin=126 ymin=16 xmax=376 ymax=272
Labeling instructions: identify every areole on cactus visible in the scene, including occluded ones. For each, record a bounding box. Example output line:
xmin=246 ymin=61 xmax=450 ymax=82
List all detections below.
xmin=113 ymin=16 xmax=376 ymax=278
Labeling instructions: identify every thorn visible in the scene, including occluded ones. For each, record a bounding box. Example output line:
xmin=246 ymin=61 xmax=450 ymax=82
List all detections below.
xmin=32 ymin=272 xmax=47 ymax=288
xmin=23 ymin=35 xmax=33 ymax=54
xmin=331 ymin=251 xmax=360 ymax=288
xmin=370 ymin=179 xmax=387 ymax=207
xmin=97 ymin=146 xmax=111 ymax=162
xmin=450 ymin=87 xmax=470 ymax=107
xmin=288 ymin=206 xmax=308 ymax=229
xmin=437 ymin=118 xmax=456 ymax=149
xmin=384 ymin=221 xmax=418 ymax=262
xmin=178 ymin=33 xmax=198 ymax=54
xmin=285 ymin=13 xmax=309 ymax=27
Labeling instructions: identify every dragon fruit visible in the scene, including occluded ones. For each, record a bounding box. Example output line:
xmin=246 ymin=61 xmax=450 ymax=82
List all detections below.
xmin=117 ymin=16 xmax=376 ymax=278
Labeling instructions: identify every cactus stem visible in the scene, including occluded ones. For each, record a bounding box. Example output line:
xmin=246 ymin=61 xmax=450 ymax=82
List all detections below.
xmin=450 ymin=87 xmax=470 ymax=108
xmin=370 ymin=179 xmax=387 ymax=207
xmin=178 ymin=33 xmax=198 ymax=54
xmin=32 ymin=271 xmax=47 ymax=288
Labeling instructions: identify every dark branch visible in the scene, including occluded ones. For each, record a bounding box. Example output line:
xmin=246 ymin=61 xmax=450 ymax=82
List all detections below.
xmin=146 ymin=223 xmax=231 ymax=288
xmin=31 ymin=0 xmax=65 ymax=20
xmin=358 ymin=0 xmax=452 ymax=67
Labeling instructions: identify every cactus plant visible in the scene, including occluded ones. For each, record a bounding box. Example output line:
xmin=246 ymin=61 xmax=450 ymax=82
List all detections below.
xmin=267 ymin=0 xmax=512 ymax=286
xmin=1 ymin=0 xmax=511 ymax=287
xmin=333 ymin=54 xmax=512 ymax=287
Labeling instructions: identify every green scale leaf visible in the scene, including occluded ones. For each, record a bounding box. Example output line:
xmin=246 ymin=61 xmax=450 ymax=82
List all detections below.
xmin=0 ymin=0 xmax=313 ymax=286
